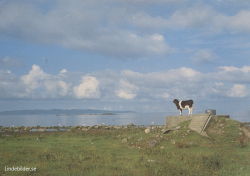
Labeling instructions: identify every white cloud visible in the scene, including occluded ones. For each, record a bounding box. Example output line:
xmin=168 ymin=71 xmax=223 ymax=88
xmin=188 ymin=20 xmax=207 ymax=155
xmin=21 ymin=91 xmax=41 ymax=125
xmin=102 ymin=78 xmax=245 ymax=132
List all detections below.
xmin=218 ymin=66 xmax=239 ymax=72
xmin=192 ymin=49 xmax=217 ymax=63
xmin=219 ymin=66 xmax=250 ymax=73
xmin=1 ymin=64 xmax=250 ymax=100
xmin=121 ymin=0 xmax=186 ymax=3
xmin=120 ymin=67 xmax=204 ymax=100
xmin=0 ymin=70 xmax=26 ymax=98
xmin=21 ymin=65 xmax=70 ymax=98
xmin=121 ymin=66 xmax=250 ymax=99
xmin=213 ymin=66 xmax=250 ymax=84
xmin=131 ymin=4 xmax=250 ymax=33
xmin=21 ymin=65 xmax=49 ymax=90
xmin=151 ymin=92 xmax=170 ymax=99
xmin=116 ymin=80 xmax=138 ymax=99
xmin=0 ymin=56 xmax=22 ymax=68
xmin=1 ymin=0 xmax=250 ymax=63
xmin=227 ymin=84 xmax=248 ymax=97
xmin=227 ymin=10 xmax=250 ymax=32
xmin=161 ymin=92 xmax=170 ymax=99
xmin=167 ymin=5 xmax=216 ymax=29
xmin=122 ymin=67 xmax=202 ymax=86
xmin=131 ymin=12 xmax=169 ymax=29
xmin=131 ymin=5 xmax=218 ymax=30
xmin=78 ymin=32 xmax=172 ymax=57
xmin=73 ymin=76 xmax=100 ymax=99
xmin=59 ymin=69 xmax=68 ymax=74
xmin=0 ymin=0 xmax=172 ymax=58
xmin=44 ymin=80 xmax=69 ymax=97
xmin=116 ymin=90 xmax=137 ymax=100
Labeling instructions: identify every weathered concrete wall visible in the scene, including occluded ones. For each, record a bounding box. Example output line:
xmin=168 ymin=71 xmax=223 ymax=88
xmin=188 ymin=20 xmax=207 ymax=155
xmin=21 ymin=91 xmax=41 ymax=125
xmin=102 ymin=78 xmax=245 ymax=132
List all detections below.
xmin=165 ymin=114 xmax=229 ymax=135
xmin=166 ymin=116 xmax=191 ymax=129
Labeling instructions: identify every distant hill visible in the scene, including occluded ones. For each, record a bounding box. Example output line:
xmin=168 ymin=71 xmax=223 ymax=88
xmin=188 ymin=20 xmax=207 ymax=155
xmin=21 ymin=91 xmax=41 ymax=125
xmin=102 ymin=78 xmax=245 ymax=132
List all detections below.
xmin=0 ymin=109 xmax=134 ymax=115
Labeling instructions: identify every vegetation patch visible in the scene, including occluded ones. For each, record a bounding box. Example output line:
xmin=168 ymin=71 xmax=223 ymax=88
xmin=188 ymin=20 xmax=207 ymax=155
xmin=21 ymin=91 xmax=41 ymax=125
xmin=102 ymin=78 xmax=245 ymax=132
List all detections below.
xmin=1 ymin=117 xmax=250 ymax=176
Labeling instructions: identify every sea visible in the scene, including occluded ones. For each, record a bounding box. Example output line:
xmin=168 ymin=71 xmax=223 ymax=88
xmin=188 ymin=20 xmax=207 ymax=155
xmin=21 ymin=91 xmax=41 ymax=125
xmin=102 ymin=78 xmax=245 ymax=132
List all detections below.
xmin=0 ymin=111 xmax=249 ymax=127
xmin=0 ymin=112 xmax=169 ymax=127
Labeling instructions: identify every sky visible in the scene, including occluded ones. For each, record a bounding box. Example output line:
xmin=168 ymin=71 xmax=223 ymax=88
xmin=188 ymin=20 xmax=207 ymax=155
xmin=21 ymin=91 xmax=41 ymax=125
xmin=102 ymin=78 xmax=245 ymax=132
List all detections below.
xmin=0 ymin=0 xmax=250 ymax=120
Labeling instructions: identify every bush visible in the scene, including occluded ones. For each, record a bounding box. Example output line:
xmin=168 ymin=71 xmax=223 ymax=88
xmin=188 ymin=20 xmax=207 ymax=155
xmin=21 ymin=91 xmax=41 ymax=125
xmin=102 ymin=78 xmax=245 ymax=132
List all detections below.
xmin=202 ymin=154 xmax=223 ymax=170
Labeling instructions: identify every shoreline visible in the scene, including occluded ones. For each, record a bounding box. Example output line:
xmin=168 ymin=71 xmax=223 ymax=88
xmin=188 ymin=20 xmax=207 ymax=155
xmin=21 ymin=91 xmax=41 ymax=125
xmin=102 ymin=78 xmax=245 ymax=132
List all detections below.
xmin=0 ymin=124 xmax=165 ymax=133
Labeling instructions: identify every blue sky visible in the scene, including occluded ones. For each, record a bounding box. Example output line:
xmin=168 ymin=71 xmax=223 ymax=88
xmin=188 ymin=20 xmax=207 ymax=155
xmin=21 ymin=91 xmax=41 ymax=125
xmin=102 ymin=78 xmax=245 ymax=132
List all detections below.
xmin=0 ymin=0 xmax=250 ymax=120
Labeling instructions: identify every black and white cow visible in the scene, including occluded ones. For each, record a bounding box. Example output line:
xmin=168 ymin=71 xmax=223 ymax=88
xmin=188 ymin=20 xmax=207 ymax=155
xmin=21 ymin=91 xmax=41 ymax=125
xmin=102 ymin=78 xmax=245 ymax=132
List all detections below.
xmin=173 ymin=99 xmax=193 ymax=115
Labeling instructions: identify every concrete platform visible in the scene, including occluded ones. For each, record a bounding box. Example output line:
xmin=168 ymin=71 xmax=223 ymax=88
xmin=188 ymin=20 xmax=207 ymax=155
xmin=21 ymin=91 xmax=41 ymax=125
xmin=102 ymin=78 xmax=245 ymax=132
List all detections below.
xmin=165 ymin=114 xmax=227 ymax=135
xmin=166 ymin=115 xmax=192 ymax=129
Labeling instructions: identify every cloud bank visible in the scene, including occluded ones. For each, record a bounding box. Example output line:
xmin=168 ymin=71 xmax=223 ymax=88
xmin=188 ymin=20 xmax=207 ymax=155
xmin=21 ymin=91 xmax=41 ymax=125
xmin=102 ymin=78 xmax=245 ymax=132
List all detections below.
xmin=0 ymin=0 xmax=172 ymax=58
xmin=1 ymin=1 xmax=250 ymax=60
xmin=0 ymin=64 xmax=249 ymax=100
xmin=131 ymin=4 xmax=250 ymax=33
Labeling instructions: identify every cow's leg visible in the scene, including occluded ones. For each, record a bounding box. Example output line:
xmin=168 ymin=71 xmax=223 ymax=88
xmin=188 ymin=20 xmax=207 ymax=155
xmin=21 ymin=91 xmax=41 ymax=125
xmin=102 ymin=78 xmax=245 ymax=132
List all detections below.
xmin=179 ymin=109 xmax=182 ymax=116
xmin=188 ymin=108 xmax=193 ymax=115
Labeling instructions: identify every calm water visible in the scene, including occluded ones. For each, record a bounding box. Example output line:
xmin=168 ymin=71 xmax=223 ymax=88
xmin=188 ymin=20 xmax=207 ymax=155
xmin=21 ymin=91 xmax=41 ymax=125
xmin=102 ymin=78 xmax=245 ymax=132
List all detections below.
xmin=0 ymin=112 xmax=168 ymax=127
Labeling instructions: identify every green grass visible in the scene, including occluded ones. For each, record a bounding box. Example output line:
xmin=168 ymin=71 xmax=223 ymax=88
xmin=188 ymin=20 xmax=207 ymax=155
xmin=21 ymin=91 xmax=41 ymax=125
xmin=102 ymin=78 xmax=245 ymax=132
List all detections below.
xmin=0 ymin=117 xmax=250 ymax=176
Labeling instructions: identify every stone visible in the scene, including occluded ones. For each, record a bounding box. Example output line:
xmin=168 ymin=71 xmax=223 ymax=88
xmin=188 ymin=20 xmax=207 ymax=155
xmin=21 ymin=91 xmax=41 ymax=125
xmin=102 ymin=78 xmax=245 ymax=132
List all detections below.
xmin=148 ymin=139 xmax=158 ymax=147
xmin=127 ymin=123 xmax=135 ymax=127
xmin=241 ymin=126 xmax=250 ymax=138
xmin=171 ymin=140 xmax=176 ymax=144
xmin=81 ymin=128 xmax=88 ymax=131
xmin=37 ymin=128 xmax=45 ymax=132
xmin=121 ymin=138 xmax=128 ymax=143
xmin=147 ymin=159 xmax=156 ymax=163
xmin=175 ymin=126 xmax=181 ymax=130
xmin=94 ymin=125 xmax=100 ymax=129
xmin=162 ymin=125 xmax=181 ymax=134
xmin=162 ymin=129 xmax=172 ymax=134
xmin=145 ymin=128 xmax=150 ymax=134
xmin=137 ymin=137 xmax=143 ymax=142
xmin=205 ymin=109 xmax=216 ymax=115
xmin=161 ymin=128 xmax=166 ymax=132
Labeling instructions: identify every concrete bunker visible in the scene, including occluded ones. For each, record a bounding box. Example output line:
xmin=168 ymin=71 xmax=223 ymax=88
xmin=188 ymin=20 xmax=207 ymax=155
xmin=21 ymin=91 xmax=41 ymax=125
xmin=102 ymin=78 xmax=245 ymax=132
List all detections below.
xmin=165 ymin=113 xmax=230 ymax=136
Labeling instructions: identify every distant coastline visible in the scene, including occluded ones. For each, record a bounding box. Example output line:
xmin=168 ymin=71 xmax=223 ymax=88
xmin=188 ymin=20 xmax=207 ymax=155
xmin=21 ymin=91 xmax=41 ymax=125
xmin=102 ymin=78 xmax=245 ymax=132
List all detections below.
xmin=0 ymin=109 xmax=134 ymax=116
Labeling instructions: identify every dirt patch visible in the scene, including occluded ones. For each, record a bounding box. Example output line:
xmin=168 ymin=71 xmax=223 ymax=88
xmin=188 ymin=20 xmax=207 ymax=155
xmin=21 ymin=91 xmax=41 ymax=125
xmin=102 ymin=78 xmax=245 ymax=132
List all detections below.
xmin=238 ymin=124 xmax=250 ymax=147
xmin=240 ymin=125 xmax=250 ymax=139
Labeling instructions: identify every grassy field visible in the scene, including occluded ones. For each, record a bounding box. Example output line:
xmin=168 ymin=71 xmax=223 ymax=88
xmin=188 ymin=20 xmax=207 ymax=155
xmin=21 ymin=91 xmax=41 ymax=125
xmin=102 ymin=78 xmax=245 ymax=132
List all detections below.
xmin=0 ymin=117 xmax=250 ymax=176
